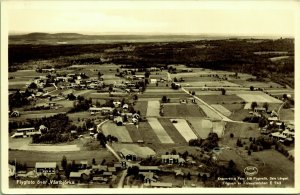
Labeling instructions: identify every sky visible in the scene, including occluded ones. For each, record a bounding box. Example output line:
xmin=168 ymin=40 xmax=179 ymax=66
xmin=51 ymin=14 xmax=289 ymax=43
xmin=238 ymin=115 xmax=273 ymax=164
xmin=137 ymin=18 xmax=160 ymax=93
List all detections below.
xmin=3 ymin=0 xmax=298 ymax=36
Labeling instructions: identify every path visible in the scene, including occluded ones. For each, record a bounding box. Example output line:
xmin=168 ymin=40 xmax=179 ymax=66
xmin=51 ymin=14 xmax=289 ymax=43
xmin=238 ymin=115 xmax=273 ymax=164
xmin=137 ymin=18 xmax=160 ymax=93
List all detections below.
xmin=181 ymin=87 xmax=251 ymax=124
xmin=277 ymin=100 xmax=287 ymax=120
xmin=97 ymin=119 xmax=127 ymax=188
xmin=181 ymin=87 xmax=232 ymax=122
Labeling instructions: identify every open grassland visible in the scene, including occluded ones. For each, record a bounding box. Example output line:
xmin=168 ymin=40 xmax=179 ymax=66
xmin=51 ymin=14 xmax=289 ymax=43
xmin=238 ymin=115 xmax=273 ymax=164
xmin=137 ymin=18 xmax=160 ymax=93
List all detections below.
xmin=163 ymin=104 xmax=206 ymax=117
xmin=252 ymin=150 xmax=294 ymax=186
xmin=224 ymin=122 xmax=260 ymax=139
xmin=170 ymin=119 xmax=198 ymax=142
xmin=102 ymin=121 xmax=132 ymax=143
xmin=212 ymin=121 xmax=226 ymax=138
xmin=279 ymin=108 xmax=294 ymax=121
xmin=146 ymin=101 xmax=160 ymax=117
xmin=9 ymin=149 xmax=116 ymax=168
xmin=147 ymin=118 xmax=174 ymax=144
xmin=158 ymin=118 xmax=187 ymax=144
xmin=187 ymin=118 xmax=213 ymax=139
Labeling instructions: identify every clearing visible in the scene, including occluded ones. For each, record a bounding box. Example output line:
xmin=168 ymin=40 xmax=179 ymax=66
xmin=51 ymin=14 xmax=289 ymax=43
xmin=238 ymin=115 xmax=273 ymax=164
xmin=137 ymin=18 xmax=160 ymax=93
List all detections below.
xmin=102 ymin=121 xmax=133 ymax=143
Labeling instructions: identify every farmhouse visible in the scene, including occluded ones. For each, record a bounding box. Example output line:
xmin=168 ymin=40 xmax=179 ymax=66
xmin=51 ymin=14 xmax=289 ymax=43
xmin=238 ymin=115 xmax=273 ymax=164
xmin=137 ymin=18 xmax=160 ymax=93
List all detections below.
xmin=89 ymin=107 xmax=114 ymax=114
xmin=35 ymin=162 xmax=57 ymax=175
xmin=10 ymin=110 xmax=20 ymax=117
xmin=161 ymin=155 xmax=180 ymax=164
xmin=114 ymin=116 xmax=124 ymax=126
xmin=139 ymin=172 xmax=158 ymax=183
xmin=120 ymin=148 xmax=137 ymax=161
xmin=150 ymin=79 xmax=158 ymax=84
xmin=139 ymin=166 xmax=160 ymax=172
xmin=11 ymin=127 xmax=41 ymax=138
xmin=254 ymin=107 xmax=266 ymax=113
xmin=92 ymin=165 xmax=108 ymax=172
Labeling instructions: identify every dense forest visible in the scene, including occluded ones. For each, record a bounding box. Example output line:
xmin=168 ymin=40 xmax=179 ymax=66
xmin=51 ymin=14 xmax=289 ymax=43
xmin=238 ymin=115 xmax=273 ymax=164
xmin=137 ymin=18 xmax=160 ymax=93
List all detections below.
xmin=9 ymin=35 xmax=294 ymax=87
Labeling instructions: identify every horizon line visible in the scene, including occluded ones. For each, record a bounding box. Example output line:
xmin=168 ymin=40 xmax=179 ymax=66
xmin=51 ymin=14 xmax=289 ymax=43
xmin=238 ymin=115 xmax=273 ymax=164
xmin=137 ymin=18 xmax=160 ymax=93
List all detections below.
xmin=9 ymin=31 xmax=294 ymax=38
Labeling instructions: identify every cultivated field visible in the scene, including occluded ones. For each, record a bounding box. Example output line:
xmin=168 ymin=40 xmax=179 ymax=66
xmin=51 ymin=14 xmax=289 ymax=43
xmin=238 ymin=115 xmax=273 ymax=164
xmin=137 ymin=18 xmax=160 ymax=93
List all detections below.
xmin=126 ymin=124 xmax=143 ymax=142
xmin=211 ymin=104 xmax=231 ymax=117
xmin=158 ymin=118 xmax=186 ymax=144
xmin=146 ymin=101 xmax=160 ymax=117
xmin=133 ymin=101 xmax=148 ymax=116
xmin=147 ymin=117 xmax=174 ymax=144
xmin=163 ymin=104 xmax=206 ymax=117
xmin=102 ymin=121 xmax=133 ymax=143
xmin=233 ymin=91 xmax=282 ymax=103
xmin=196 ymin=94 xmax=244 ymax=104
xmin=170 ymin=119 xmax=198 ymax=142
xmin=197 ymin=104 xmax=222 ymax=120
xmin=187 ymin=118 xmax=213 ymax=139
xmin=112 ymin=143 xmax=156 ymax=159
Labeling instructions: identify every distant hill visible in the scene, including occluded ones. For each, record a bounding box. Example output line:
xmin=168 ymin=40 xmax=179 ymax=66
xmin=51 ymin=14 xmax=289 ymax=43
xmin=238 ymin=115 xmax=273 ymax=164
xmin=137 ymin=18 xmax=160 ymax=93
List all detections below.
xmin=9 ymin=33 xmax=285 ymax=45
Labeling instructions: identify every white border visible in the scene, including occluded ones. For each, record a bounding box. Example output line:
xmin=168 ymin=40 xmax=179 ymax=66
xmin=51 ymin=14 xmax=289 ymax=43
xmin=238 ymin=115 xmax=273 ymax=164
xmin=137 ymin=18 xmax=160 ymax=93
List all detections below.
xmin=1 ymin=0 xmax=300 ymax=194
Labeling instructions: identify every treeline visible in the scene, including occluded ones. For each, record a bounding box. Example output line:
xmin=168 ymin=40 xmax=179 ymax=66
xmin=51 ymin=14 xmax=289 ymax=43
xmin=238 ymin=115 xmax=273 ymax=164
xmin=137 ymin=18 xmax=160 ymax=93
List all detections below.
xmin=9 ymin=38 xmax=294 ymax=86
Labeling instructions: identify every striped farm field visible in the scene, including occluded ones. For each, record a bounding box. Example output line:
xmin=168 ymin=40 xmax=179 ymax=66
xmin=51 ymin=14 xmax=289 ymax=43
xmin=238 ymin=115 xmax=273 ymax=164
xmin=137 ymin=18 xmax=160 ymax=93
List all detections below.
xmin=158 ymin=118 xmax=186 ymax=144
xmin=147 ymin=118 xmax=174 ymax=144
xmin=198 ymin=104 xmax=222 ymax=120
xmin=211 ymin=104 xmax=231 ymax=117
xmin=146 ymin=100 xmax=160 ymax=117
xmin=163 ymin=104 xmax=206 ymax=117
xmin=170 ymin=119 xmax=198 ymax=142
xmin=126 ymin=124 xmax=143 ymax=142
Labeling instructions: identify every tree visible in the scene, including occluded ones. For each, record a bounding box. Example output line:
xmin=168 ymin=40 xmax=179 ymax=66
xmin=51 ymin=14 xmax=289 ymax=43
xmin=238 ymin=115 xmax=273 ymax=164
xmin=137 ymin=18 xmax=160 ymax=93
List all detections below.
xmin=28 ymin=82 xmax=37 ymax=89
xmin=145 ymin=71 xmax=150 ymax=78
xmin=61 ymin=155 xmax=67 ymax=170
xmin=161 ymin=96 xmax=168 ymax=103
xmin=251 ymin=101 xmax=258 ymax=110
xmin=67 ymin=93 xmax=76 ymax=100
xmin=230 ymin=133 xmax=234 ymax=138
xmin=173 ymin=77 xmax=178 ymax=82
xmin=96 ymin=100 xmax=101 ymax=107
xmin=191 ymin=91 xmax=195 ymax=95
xmin=133 ymin=94 xmax=138 ymax=100
xmin=283 ymin=94 xmax=287 ymax=99
xmin=262 ymin=102 xmax=269 ymax=112
xmin=187 ymin=172 xmax=191 ymax=180
xmin=250 ymin=86 xmax=254 ymax=91
xmin=92 ymin=158 xmax=96 ymax=165
xmin=221 ymin=88 xmax=226 ymax=95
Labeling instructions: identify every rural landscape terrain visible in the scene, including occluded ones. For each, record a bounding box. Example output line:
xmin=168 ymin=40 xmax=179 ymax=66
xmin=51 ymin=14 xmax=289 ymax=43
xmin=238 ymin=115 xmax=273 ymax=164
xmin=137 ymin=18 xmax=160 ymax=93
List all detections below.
xmin=8 ymin=33 xmax=295 ymax=188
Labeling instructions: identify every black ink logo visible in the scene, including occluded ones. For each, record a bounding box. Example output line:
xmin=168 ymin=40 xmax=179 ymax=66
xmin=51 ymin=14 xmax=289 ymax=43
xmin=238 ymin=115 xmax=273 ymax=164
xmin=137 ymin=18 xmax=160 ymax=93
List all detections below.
xmin=244 ymin=166 xmax=258 ymax=176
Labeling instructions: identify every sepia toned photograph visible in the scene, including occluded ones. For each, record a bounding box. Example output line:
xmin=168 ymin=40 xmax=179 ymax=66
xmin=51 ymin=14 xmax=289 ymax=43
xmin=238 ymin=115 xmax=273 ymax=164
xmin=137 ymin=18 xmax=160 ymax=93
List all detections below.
xmin=1 ymin=0 xmax=299 ymax=194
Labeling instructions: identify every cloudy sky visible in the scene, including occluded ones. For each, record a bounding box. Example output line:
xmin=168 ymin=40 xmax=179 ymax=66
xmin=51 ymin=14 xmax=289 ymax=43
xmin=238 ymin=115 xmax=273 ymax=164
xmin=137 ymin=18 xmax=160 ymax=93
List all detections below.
xmin=4 ymin=0 xmax=298 ymax=36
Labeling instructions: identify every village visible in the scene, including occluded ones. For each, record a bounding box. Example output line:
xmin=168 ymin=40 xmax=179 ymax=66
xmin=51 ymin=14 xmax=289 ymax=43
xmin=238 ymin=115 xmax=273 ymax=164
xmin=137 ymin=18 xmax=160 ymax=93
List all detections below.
xmin=8 ymin=62 xmax=295 ymax=188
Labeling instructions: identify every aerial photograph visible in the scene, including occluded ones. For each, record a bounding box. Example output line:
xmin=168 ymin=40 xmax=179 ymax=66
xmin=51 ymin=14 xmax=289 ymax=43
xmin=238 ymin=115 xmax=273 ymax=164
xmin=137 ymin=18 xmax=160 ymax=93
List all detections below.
xmin=2 ymin=0 xmax=297 ymax=193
